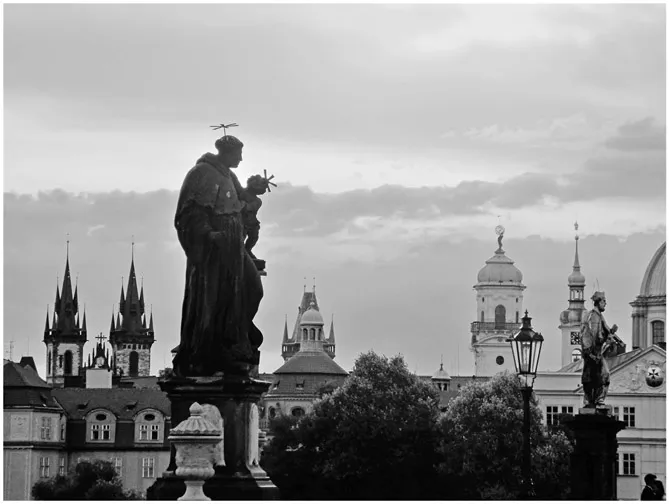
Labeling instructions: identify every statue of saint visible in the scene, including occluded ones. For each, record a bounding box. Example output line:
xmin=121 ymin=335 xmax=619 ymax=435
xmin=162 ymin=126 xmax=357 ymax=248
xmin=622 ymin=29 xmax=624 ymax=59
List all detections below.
xmin=172 ymin=135 xmax=265 ymax=377
xmin=581 ymin=291 xmax=619 ymax=408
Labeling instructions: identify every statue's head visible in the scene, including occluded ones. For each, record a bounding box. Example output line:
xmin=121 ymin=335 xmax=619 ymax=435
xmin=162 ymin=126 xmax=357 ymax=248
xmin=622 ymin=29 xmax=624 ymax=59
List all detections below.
xmin=592 ymin=291 xmax=607 ymax=310
xmin=247 ymin=174 xmax=267 ymax=195
xmin=215 ymin=135 xmax=244 ymax=168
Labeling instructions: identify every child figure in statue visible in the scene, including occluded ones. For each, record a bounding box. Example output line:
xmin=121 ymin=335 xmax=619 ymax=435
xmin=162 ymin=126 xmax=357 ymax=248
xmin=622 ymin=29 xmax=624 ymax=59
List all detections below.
xmin=240 ymin=175 xmax=268 ymax=260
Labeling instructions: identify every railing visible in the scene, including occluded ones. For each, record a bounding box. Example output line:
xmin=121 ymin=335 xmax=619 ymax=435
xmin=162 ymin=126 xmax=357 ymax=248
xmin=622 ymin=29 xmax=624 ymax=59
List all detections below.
xmin=470 ymin=321 xmax=521 ymax=334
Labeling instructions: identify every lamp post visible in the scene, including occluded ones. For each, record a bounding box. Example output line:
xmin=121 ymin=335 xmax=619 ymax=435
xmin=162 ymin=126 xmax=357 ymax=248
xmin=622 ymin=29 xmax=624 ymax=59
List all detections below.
xmin=508 ymin=310 xmax=544 ymax=500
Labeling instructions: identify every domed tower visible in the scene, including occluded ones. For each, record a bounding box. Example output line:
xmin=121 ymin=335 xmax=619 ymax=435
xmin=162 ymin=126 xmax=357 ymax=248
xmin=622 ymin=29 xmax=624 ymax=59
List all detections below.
xmin=471 ymin=226 xmax=525 ymax=376
xmin=559 ymin=222 xmax=588 ymax=366
xmin=630 ymin=242 xmax=666 ymax=350
xmin=299 ymin=302 xmax=326 ymax=351
xmin=281 ymin=284 xmax=336 ymax=361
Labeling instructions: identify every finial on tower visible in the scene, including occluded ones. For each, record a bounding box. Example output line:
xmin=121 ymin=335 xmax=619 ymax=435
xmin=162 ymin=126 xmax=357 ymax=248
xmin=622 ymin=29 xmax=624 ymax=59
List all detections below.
xmin=131 ymin=235 xmax=135 ymax=261
xmin=66 ymin=233 xmax=70 ymax=259
xmin=313 ymin=277 xmax=316 ymax=292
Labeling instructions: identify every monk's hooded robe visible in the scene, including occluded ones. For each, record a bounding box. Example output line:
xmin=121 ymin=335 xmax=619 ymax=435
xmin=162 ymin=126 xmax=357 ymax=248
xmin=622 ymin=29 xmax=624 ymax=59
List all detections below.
xmin=173 ymin=152 xmax=263 ymax=376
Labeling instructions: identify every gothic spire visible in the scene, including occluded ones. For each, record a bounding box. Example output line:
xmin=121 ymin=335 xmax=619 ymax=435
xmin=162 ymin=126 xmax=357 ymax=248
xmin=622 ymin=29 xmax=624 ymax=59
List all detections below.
xmin=44 ymin=307 xmax=50 ymax=335
xmin=110 ymin=310 xmax=115 ymax=334
xmin=329 ymin=314 xmax=336 ymax=343
xmin=55 ymin=244 xmax=80 ymax=335
xmin=282 ymin=315 xmax=289 ymax=343
xmin=120 ymin=252 xmax=143 ymax=334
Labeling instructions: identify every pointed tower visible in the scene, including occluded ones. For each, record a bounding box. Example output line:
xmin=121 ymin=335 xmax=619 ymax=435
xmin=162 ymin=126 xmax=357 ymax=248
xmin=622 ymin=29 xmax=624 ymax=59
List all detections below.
xmin=43 ymin=244 xmax=88 ymax=387
xmin=470 ymin=226 xmax=525 ymax=377
xmin=559 ymin=222 xmax=588 ymax=366
xmin=281 ymin=284 xmax=337 ymax=361
xmin=108 ymin=247 xmax=155 ymax=378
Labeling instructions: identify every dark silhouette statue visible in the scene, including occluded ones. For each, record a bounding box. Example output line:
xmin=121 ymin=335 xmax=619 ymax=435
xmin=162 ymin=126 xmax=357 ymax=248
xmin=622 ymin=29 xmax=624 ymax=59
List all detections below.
xmin=172 ymin=135 xmax=270 ymax=377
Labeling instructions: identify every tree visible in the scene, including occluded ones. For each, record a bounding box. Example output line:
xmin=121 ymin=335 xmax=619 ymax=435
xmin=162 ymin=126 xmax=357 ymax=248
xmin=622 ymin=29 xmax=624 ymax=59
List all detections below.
xmin=261 ymin=351 xmax=443 ymax=499
xmin=435 ymin=372 xmax=573 ymax=500
xmin=32 ymin=459 xmax=143 ymax=500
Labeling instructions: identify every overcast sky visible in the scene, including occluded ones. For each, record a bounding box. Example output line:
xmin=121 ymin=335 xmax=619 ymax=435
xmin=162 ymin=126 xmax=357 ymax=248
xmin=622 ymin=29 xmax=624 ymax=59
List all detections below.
xmin=4 ymin=3 xmax=666 ymax=378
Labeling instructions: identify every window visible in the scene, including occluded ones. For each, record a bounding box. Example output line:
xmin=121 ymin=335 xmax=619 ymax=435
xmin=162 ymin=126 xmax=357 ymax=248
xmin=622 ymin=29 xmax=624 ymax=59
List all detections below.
xmin=41 ymin=417 xmax=52 ymax=440
xmin=613 ymin=406 xmax=620 ymax=420
xmin=268 ymin=407 xmax=277 ymax=419
xmin=39 ymin=457 xmax=50 ymax=478
xmin=494 ymin=305 xmax=506 ymax=329
xmin=58 ymin=457 xmax=66 ymax=476
xmin=621 ymin=453 xmax=636 ymax=475
xmin=571 ymin=349 xmax=582 ymax=362
xmin=561 ymin=406 xmax=574 ymax=415
xmin=150 ymin=424 xmax=160 ymax=440
xmin=47 ymin=352 xmax=52 ymax=375
xmin=652 ymin=321 xmax=665 ymax=346
xmin=140 ymin=424 xmax=149 ymax=440
xmin=623 ymin=407 xmax=636 ymax=427
xmin=59 ymin=355 xmax=63 ymax=368
xmin=570 ymin=332 xmax=582 ymax=345
xmin=142 ymin=457 xmax=155 ymax=478
xmin=291 ymin=407 xmax=305 ymax=418
xmin=60 ymin=419 xmax=66 ymax=441
xmin=480 ymin=310 xmax=484 ymax=322
xmin=91 ymin=423 xmax=111 ymax=441
xmin=129 ymin=351 xmax=139 ymax=377
xmin=546 ymin=406 xmax=559 ymax=426
xmin=111 ymin=457 xmax=122 ymax=477
xmin=64 ymin=351 xmax=73 ymax=375
xmin=516 ymin=311 xmax=519 ymax=323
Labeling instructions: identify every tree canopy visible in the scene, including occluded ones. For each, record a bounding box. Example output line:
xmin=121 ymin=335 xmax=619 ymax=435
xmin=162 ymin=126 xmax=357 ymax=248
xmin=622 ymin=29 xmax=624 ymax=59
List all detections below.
xmin=262 ymin=354 xmax=573 ymax=500
xmin=32 ymin=459 xmax=143 ymax=500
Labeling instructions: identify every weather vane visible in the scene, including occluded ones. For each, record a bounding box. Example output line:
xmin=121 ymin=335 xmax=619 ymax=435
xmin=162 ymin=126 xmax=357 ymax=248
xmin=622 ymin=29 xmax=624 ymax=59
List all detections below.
xmin=210 ymin=122 xmax=239 ymax=135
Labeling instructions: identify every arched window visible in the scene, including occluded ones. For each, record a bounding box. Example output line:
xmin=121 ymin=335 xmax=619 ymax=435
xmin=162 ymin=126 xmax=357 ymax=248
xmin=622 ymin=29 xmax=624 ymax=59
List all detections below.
xmin=135 ymin=410 xmax=163 ymax=442
xmin=480 ymin=311 xmax=484 ymax=322
xmin=47 ymin=352 xmax=52 ymax=375
xmin=516 ymin=311 xmax=519 ymax=323
xmin=64 ymin=351 xmax=73 ymax=375
xmin=652 ymin=321 xmax=665 ymax=346
xmin=302 ymin=329 xmax=308 ymax=341
xmin=268 ymin=407 xmax=277 ymax=419
xmin=291 ymin=407 xmax=305 ymax=418
xmin=87 ymin=409 xmax=115 ymax=442
xmin=310 ymin=328 xmax=316 ymax=341
xmin=129 ymin=351 xmax=139 ymax=377
xmin=571 ymin=349 xmax=582 ymax=362
xmin=495 ymin=305 xmax=506 ymax=329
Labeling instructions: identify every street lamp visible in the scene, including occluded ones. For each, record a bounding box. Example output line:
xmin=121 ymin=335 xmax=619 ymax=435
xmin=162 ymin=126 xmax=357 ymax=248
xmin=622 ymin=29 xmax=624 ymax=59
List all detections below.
xmin=508 ymin=310 xmax=544 ymax=499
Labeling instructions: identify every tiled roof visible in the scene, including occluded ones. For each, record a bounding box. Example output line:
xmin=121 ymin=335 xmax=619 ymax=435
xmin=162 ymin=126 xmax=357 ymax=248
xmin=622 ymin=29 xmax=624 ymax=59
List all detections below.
xmin=4 ymin=359 xmax=51 ymax=389
xmin=557 ymin=348 xmax=644 ymax=373
xmin=120 ymin=376 xmax=161 ymax=389
xmin=52 ymin=387 xmax=170 ymax=420
xmin=273 ymin=350 xmax=348 ymax=376
xmin=265 ymin=373 xmax=347 ymax=397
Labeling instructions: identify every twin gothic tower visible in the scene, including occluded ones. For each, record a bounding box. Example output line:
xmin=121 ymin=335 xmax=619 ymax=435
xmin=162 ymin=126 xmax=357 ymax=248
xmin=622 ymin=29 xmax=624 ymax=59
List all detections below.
xmin=43 ymin=247 xmax=155 ymax=387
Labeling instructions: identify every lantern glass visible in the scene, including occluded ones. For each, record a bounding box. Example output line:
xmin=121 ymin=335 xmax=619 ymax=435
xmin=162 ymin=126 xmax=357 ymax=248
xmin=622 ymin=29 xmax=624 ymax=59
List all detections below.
xmin=519 ymin=340 xmax=531 ymax=374
xmin=530 ymin=337 xmax=543 ymax=375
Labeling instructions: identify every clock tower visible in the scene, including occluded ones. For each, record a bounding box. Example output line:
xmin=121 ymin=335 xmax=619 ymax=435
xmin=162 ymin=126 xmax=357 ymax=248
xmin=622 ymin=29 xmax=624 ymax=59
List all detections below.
xmin=559 ymin=223 xmax=587 ymax=366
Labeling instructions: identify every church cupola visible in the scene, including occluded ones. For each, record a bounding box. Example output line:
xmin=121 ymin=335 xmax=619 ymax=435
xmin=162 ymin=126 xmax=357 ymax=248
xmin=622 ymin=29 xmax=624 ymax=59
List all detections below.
xmin=559 ymin=222 xmax=588 ymax=366
xmin=431 ymin=357 xmax=451 ymax=391
xmin=43 ymin=241 xmax=88 ymax=387
xmin=281 ymin=281 xmax=337 ymax=361
xmin=108 ymin=244 xmax=155 ymax=378
xmin=470 ymin=226 xmax=526 ymax=377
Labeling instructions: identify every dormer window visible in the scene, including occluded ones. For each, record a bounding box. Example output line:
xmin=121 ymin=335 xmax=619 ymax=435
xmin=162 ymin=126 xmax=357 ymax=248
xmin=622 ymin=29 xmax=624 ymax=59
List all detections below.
xmin=87 ymin=409 xmax=115 ymax=443
xmin=135 ymin=410 xmax=163 ymax=443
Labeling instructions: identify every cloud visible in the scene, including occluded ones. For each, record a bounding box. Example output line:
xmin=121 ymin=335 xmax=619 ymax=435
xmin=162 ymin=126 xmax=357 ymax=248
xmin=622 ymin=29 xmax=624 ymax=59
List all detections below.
xmin=604 ymin=117 xmax=666 ymax=151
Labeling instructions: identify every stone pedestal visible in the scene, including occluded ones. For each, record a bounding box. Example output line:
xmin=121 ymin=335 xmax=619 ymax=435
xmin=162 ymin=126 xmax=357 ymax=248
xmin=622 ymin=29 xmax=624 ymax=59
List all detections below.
xmin=147 ymin=375 xmax=280 ymax=500
xmin=564 ymin=409 xmax=625 ymax=500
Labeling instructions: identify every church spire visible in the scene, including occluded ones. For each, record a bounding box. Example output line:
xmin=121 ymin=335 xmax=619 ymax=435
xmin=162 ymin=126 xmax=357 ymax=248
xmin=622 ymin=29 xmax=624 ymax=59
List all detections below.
xmin=329 ymin=314 xmax=336 ymax=343
xmin=567 ymin=222 xmax=586 ymax=288
xmin=44 ymin=307 xmax=50 ymax=335
xmin=54 ymin=242 xmax=81 ymax=335
xmin=282 ymin=315 xmax=289 ymax=344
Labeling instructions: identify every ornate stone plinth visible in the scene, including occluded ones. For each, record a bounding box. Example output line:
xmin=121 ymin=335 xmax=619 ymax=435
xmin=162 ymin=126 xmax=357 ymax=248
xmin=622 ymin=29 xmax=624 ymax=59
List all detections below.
xmin=147 ymin=375 xmax=280 ymax=500
xmin=564 ymin=411 xmax=625 ymax=500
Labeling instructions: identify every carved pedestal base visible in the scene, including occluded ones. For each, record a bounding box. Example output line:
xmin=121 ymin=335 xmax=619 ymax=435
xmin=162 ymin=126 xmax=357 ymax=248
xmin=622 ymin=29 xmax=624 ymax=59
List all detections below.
xmin=564 ymin=412 xmax=625 ymax=500
xmin=147 ymin=376 xmax=280 ymax=501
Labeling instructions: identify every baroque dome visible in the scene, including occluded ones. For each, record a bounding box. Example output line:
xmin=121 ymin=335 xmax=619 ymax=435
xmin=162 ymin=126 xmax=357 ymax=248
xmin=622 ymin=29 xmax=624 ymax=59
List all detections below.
xmin=639 ymin=242 xmax=666 ymax=297
xmin=300 ymin=302 xmax=324 ymax=326
xmin=477 ymin=251 xmax=523 ymax=284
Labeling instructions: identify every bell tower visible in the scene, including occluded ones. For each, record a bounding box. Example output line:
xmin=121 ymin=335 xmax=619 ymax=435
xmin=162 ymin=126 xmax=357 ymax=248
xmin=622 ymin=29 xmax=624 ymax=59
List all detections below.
xmin=108 ymin=244 xmax=155 ymax=378
xmin=559 ymin=222 xmax=587 ymax=366
xmin=470 ymin=226 xmax=525 ymax=376
xmin=44 ymin=241 xmax=88 ymax=387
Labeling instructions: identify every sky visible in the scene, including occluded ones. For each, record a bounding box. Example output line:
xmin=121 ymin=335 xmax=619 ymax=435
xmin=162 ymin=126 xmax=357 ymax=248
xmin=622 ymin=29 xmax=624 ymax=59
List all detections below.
xmin=3 ymin=3 xmax=666 ymax=379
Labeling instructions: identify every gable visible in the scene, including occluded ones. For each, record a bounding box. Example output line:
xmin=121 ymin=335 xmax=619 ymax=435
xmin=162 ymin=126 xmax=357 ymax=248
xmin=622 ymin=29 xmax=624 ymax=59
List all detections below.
xmin=607 ymin=347 xmax=666 ymax=395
